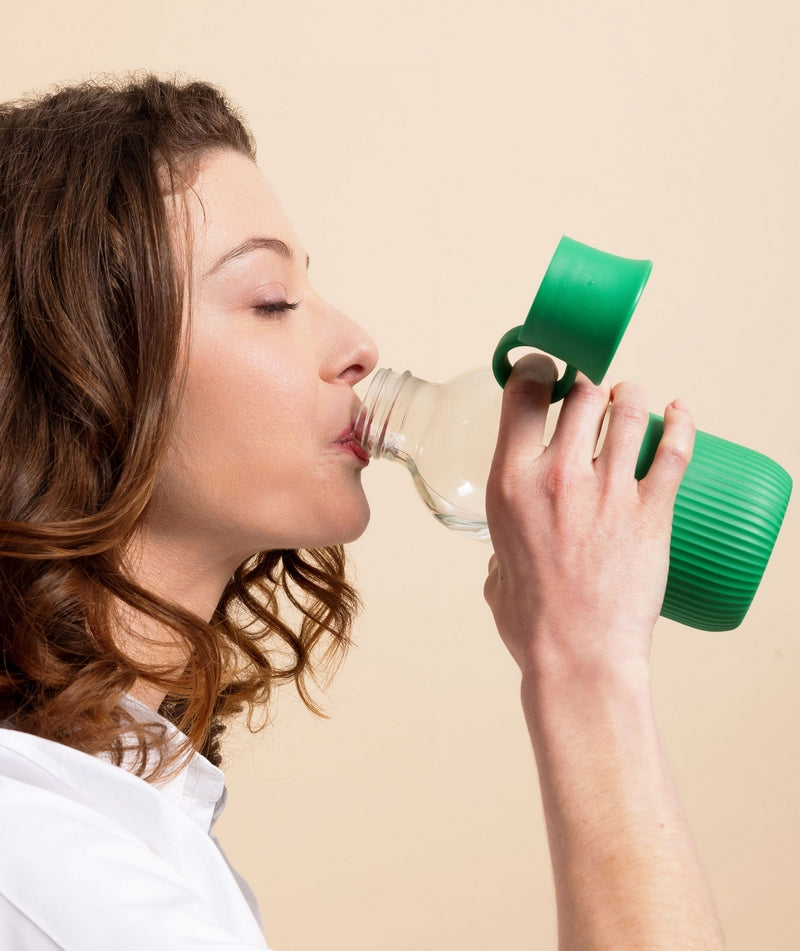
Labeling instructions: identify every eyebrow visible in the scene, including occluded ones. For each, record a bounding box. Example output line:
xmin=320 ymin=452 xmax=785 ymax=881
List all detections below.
xmin=204 ymin=236 xmax=309 ymax=278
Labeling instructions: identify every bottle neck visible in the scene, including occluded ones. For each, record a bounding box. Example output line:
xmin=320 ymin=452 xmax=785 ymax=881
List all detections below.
xmin=355 ymin=368 xmax=432 ymax=462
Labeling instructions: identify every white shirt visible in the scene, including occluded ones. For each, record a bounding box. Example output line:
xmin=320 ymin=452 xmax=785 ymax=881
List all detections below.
xmin=0 ymin=703 xmax=272 ymax=950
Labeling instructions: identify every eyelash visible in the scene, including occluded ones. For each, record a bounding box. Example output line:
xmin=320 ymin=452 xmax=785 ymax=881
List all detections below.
xmin=253 ymin=299 xmax=302 ymax=316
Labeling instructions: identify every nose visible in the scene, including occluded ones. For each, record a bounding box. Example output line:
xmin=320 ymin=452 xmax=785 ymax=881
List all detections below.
xmin=320 ymin=300 xmax=379 ymax=387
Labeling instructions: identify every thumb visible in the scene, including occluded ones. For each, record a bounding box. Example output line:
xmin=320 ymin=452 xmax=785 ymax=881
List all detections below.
xmin=492 ymin=353 xmax=557 ymax=472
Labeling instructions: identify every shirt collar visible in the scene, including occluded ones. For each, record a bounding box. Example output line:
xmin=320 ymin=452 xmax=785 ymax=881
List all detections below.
xmin=120 ymin=695 xmax=227 ymax=833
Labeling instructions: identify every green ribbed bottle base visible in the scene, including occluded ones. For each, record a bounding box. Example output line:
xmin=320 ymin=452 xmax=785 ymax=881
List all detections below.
xmin=636 ymin=416 xmax=792 ymax=631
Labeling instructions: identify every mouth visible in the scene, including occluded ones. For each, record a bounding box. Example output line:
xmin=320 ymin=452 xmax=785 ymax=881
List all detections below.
xmin=334 ymin=428 xmax=371 ymax=465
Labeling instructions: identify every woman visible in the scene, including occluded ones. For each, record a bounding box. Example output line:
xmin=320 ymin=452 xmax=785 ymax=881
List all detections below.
xmin=0 ymin=76 xmax=724 ymax=949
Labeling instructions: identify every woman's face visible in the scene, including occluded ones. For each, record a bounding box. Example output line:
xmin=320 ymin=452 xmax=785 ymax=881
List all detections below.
xmin=148 ymin=149 xmax=378 ymax=569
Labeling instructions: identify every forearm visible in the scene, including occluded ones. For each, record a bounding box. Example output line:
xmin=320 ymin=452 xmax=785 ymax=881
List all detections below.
xmin=522 ymin=657 xmax=725 ymax=951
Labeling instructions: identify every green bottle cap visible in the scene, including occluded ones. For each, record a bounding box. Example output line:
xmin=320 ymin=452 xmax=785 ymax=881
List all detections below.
xmin=493 ymin=236 xmax=652 ymax=400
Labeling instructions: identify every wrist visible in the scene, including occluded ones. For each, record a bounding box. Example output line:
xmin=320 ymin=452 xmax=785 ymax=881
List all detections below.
xmin=519 ymin=640 xmax=656 ymax=767
xmin=519 ymin=617 xmax=653 ymax=706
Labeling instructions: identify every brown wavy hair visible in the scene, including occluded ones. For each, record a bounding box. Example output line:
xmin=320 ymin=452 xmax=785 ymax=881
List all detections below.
xmin=0 ymin=75 xmax=360 ymax=776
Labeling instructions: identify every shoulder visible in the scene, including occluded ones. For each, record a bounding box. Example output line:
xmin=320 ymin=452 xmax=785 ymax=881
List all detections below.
xmin=0 ymin=729 xmax=269 ymax=949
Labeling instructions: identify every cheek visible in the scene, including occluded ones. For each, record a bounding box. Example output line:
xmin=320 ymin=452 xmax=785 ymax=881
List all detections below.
xmin=178 ymin=338 xmax=317 ymax=463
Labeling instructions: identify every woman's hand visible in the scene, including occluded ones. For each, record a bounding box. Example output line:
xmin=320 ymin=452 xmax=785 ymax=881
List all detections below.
xmin=484 ymin=353 xmax=695 ymax=683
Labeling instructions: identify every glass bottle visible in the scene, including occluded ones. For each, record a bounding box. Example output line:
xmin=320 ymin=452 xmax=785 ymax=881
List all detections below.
xmin=355 ymin=367 xmax=500 ymax=540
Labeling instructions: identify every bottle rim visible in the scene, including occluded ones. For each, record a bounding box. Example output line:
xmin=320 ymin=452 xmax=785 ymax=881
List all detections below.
xmin=354 ymin=368 xmax=410 ymax=458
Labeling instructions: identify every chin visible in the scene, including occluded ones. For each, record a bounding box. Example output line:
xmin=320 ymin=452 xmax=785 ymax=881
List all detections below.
xmin=282 ymin=501 xmax=371 ymax=552
xmin=322 ymin=504 xmax=371 ymax=547
xmin=339 ymin=514 xmax=371 ymax=545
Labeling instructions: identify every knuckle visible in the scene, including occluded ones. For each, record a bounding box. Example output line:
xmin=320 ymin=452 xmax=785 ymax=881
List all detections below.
xmin=612 ymin=399 xmax=649 ymax=428
xmin=483 ymin=575 xmax=494 ymax=604
xmin=659 ymin=437 xmax=693 ymax=468
xmin=487 ymin=465 xmax=527 ymax=509
xmin=570 ymin=375 xmax=610 ymax=406
xmin=610 ymin=382 xmax=648 ymax=419
xmin=539 ymin=461 xmax=575 ymax=501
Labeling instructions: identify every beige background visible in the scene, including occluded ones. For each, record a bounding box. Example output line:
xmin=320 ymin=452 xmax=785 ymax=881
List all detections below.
xmin=3 ymin=1 xmax=798 ymax=948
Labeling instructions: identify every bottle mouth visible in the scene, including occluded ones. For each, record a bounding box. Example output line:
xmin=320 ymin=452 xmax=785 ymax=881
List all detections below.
xmin=354 ymin=368 xmax=409 ymax=458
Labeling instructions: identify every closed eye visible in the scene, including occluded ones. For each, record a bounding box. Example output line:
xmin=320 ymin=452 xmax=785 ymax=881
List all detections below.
xmin=254 ymin=299 xmax=302 ymax=316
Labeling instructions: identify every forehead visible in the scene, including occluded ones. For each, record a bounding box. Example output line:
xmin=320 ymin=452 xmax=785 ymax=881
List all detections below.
xmin=183 ymin=150 xmax=299 ymax=269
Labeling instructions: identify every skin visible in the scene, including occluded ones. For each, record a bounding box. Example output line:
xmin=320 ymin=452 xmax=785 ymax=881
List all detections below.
xmin=485 ymin=355 xmax=725 ymax=950
xmin=127 ymin=148 xmax=724 ymax=947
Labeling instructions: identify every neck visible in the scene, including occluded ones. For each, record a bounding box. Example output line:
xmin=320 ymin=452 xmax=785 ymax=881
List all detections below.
xmin=119 ymin=528 xmax=243 ymax=712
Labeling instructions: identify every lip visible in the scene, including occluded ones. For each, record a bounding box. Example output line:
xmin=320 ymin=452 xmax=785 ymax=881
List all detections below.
xmin=334 ymin=428 xmax=371 ymax=465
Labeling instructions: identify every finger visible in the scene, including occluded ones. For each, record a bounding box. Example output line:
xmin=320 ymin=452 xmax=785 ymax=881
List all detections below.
xmin=639 ymin=399 xmax=695 ymax=509
xmin=547 ymin=372 xmax=611 ymax=465
xmin=492 ymin=353 xmax=558 ymax=471
xmin=595 ymin=381 xmax=650 ymax=481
